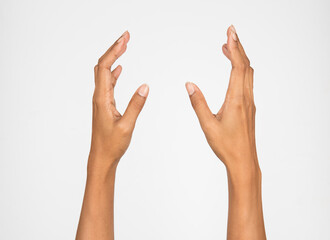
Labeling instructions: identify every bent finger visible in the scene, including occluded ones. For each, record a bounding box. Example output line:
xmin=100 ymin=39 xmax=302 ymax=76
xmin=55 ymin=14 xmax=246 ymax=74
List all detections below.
xmin=224 ymin=26 xmax=248 ymax=98
xmin=97 ymin=31 xmax=130 ymax=70
xmin=111 ymin=65 xmax=122 ymax=88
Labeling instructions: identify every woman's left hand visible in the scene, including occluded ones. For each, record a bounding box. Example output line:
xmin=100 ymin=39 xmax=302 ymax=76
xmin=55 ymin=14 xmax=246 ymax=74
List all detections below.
xmin=89 ymin=31 xmax=149 ymax=177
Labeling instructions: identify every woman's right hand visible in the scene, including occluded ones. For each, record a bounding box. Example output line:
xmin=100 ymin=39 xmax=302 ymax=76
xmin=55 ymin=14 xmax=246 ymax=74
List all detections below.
xmin=186 ymin=25 xmax=266 ymax=240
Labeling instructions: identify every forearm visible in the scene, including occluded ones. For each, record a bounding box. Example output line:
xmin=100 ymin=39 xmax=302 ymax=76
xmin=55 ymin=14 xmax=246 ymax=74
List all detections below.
xmin=76 ymin=31 xmax=147 ymax=240
xmin=226 ymin=160 xmax=266 ymax=240
xmin=76 ymin=157 xmax=118 ymax=240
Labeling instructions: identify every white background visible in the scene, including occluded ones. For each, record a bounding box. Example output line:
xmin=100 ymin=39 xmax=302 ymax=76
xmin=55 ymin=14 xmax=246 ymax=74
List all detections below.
xmin=1 ymin=0 xmax=330 ymax=239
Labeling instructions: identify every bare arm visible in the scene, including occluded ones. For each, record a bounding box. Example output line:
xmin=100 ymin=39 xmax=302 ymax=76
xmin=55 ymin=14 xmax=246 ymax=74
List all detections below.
xmin=185 ymin=25 xmax=266 ymax=240
xmin=76 ymin=31 xmax=149 ymax=240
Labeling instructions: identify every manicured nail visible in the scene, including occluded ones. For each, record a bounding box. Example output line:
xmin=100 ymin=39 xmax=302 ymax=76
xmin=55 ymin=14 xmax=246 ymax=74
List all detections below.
xmin=230 ymin=25 xmax=238 ymax=41
xmin=185 ymin=82 xmax=195 ymax=96
xmin=117 ymin=36 xmax=124 ymax=43
xmin=117 ymin=31 xmax=128 ymax=43
xmin=230 ymin=25 xmax=236 ymax=33
xmin=138 ymin=84 xmax=149 ymax=97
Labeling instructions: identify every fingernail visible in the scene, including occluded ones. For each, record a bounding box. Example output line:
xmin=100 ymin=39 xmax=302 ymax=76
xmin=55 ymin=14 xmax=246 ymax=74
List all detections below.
xmin=138 ymin=84 xmax=149 ymax=97
xmin=118 ymin=36 xmax=124 ymax=43
xmin=117 ymin=31 xmax=128 ymax=43
xmin=230 ymin=25 xmax=238 ymax=41
xmin=185 ymin=82 xmax=195 ymax=96
xmin=230 ymin=25 xmax=236 ymax=33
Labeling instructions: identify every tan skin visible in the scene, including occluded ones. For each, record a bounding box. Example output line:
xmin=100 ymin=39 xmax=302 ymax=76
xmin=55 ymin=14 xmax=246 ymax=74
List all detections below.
xmin=76 ymin=26 xmax=266 ymax=240
xmin=76 ymin=31 xmax=149 ymax=240
xmin=186 ymin=25 xmax=266 ymax=240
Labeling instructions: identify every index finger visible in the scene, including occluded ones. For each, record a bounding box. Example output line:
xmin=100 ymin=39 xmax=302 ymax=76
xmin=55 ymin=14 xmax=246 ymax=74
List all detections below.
xmin=97 ymin=31 xmax=130 ymax=70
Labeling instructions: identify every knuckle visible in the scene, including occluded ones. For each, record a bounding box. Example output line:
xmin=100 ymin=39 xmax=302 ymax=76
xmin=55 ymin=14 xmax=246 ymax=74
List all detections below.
xmin=131 ymin=98 xmax=144 ymax=109
xmin=246 ymin=101 xmax=256 ymax=113
xmin=113 ymin=51 xmax=120 ymax=59
xmin=226 ymin=94 xmax=245 ymax=108
xmin=234 ymin=102 xmax=244 ymax=110
xmin=230 ymin=43 xmax=239 ymax=51
xmin=191 ymin=96 xmax=204 ymax=109
xmin=233 ymin=62 xmax=248 ymax=72
xmin=191 ymin=100 xmax=201 ymax=110
xmin=248 ymin=67 xmax=254 ymax=79
xmin=93 ymin=96 xmax=105 ymax=106
xmin=202 ymin=121 xmax=215 ymax=133
xmin=252 ymin=103 xmax=256 ymax=112
xmin=230 ymin=98 xmax=245 ymax=110
xmin=97 ymin=58 xmax=109 ymax=69
xmin=117 ymin=122 xmax=131 ymax=135
xmin=246 ymin=58 xmax=251 ymax=66
xmin=94 ymin=65 xmax=99 ymax=72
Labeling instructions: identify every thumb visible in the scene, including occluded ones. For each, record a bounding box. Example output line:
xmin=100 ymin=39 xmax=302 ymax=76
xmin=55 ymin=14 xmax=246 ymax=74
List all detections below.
xmin=185 ymin=82 xmax=214 ymax=128
xmin=122 ymin=84 xmax=149 ymax=127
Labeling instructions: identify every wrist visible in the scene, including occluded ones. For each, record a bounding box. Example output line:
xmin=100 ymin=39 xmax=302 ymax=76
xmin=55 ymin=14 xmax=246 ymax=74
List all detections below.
xmin=225 ymin=159 xmax=262 ymax=188
xmin=87 ymin=152 xmax=119 ymax=183
xmin=226 ymin=163 xmax=262 ymax=209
